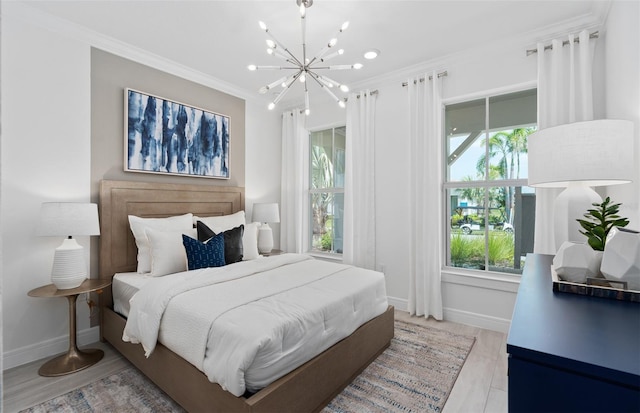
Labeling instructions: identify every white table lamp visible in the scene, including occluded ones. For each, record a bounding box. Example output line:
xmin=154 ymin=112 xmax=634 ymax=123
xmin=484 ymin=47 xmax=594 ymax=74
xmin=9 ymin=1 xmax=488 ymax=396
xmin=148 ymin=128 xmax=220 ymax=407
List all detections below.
xmin=252 ymin=203 xmax=280 ymax=254
xmin=38 ymin=203 xmax=101 ymax=289
xmin=528 ymin=119 xmax=634 ymax=251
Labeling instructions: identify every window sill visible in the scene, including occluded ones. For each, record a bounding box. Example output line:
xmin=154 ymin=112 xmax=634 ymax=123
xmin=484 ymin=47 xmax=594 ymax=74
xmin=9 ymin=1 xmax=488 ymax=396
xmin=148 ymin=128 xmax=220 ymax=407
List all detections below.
xmin=441 ymin=266 xmax=521 ymax=293
xmin=307 ymin=251 xmax=343 ymax=262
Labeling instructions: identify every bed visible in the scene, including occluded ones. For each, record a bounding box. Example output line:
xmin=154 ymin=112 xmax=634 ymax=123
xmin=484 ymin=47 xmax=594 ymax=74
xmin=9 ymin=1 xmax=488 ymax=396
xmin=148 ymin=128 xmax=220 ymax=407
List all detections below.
xmin=98 ymin=179 xmax=395 ymax=412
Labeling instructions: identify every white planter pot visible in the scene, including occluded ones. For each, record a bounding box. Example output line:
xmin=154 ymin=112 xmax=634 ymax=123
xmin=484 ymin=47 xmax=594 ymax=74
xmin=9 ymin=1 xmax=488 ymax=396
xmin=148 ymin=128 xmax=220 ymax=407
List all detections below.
xmin=601 ymin=228 xmax=640 ymax=291
xmin=553 ymin=241 xmax=601 ymax=283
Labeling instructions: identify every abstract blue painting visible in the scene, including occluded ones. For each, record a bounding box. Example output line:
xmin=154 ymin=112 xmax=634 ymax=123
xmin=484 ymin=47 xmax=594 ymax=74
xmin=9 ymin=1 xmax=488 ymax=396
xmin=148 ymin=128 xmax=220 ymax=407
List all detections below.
xmin=125 ymin=89 xmax=230 ymax=179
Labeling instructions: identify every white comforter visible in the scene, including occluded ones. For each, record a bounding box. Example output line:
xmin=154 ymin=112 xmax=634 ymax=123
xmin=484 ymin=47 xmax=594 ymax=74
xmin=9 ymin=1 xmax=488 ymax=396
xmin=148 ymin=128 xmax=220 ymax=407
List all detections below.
xmin=122 ymin=253 xmax=388 ymax=396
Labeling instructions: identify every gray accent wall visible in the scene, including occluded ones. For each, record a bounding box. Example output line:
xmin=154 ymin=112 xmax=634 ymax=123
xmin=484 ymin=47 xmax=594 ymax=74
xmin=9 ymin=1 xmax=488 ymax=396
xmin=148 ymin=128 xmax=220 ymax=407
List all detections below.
xmin=89 ymin=48 xmax=246 ymax=293
xmin=90 ymin=47 xmax=245 ymax=203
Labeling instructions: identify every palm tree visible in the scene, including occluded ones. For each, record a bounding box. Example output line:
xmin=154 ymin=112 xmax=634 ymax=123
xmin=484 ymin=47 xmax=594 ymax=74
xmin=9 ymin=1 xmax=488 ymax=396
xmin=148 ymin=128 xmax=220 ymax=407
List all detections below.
xmin=475 ymin=127 xmax=535 ymax=222
xmin=311 ymin=145 xmax=333 ymax=241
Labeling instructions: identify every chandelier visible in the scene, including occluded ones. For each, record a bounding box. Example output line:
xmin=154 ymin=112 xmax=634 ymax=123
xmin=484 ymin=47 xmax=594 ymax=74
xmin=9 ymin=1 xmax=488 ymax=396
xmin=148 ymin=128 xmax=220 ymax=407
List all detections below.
xmin=248 ymin=0 xmax=365 ymax=115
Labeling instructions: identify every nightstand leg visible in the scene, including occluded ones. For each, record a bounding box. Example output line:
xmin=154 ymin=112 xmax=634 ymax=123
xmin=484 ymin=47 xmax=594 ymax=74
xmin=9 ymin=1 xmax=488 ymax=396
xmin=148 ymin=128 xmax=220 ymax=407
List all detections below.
xmin=38 ymin=294 xmax=104 ymax=377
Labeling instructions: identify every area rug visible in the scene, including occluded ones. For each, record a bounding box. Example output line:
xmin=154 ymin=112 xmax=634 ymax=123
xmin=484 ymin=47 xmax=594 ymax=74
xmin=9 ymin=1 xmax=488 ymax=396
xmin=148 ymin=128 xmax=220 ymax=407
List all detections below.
xmin=21 ymin=320 xmax=475 ymax=413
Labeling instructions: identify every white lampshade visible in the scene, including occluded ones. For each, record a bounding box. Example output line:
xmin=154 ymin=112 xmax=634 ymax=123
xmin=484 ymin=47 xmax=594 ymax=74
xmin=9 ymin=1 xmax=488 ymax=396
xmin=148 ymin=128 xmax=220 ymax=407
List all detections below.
xmin=252 ymin=203 xmax=280 ymax=223
xmin=528 ymin=119 xmax=634 ymax=250
xmin=38 ymin=203 xmax=100 ymax=289
xmin=38 ymin=203 xmax=101 ymax=237
xmin=528 ymin=120 xmax=634 ymax=188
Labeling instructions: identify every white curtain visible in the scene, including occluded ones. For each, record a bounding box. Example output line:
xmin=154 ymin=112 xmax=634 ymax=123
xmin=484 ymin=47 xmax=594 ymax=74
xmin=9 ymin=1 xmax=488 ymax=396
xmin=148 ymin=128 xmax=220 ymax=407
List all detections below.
xmin=280 ymin=110 xmax=309 ymax=253
xmin=407 ymin=72 xmax=443 ymax=320
xmin=533 ymin=29 xmax=596 ymax=254
xmin=344 ymin=90 xmax=377 ymax=269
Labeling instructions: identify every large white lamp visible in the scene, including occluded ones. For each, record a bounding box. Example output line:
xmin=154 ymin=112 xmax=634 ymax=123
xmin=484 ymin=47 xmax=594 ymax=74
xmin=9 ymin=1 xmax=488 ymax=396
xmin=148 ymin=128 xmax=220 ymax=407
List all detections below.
xmin=252 ymin=203 xmax=280 ymax=254
xmin=38 ymin=203 xmax=100 ymax=289
xmin=528 ymin=119 xmax=634 ymax=250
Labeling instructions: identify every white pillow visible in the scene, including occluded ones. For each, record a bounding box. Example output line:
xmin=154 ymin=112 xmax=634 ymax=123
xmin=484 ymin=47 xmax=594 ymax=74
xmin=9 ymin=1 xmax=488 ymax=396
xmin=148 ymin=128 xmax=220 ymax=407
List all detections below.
xmin=242 ymin=222 xmax=260 ymax=260
xmin=128 ymin=213 xmax=193 ymax=273
xmin=194 ymin=211 xmax=245 ymax=233
xmin=146 ymin=228 xmax=197 ymax=277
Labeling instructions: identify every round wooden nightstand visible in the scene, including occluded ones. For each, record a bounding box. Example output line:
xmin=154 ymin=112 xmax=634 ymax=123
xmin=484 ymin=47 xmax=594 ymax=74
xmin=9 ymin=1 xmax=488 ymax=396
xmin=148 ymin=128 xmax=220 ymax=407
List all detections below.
xmin=28 ymin=278 xmax=111 ymax=377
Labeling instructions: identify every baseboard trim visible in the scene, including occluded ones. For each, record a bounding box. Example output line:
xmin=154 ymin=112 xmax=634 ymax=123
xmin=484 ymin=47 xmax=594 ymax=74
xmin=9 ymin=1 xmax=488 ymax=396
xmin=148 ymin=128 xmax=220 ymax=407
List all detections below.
xmin=3 ymin=326 xmax=100 ymax=371
xmin=386 ymin=296 xmax=408 ymax=312
xmin=443 ymin=307 xmax=511 ymax=334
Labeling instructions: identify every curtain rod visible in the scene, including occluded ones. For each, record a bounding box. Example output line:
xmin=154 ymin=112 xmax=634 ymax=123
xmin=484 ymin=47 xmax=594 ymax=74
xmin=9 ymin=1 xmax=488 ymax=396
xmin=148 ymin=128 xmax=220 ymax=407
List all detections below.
xmin=526 ymin=31 xmax=599 ymax=56
xmin=294 ymin=90 xmax=379 ymax=114
xmin=401 ymin=71 xmax=448 ymax=87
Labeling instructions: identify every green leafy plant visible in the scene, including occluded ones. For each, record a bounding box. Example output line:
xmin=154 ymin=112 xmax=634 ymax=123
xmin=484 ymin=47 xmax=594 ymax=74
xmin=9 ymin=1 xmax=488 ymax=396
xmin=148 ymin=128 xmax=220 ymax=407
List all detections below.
xmin=577 ymin=197 xmax=629 ymax=251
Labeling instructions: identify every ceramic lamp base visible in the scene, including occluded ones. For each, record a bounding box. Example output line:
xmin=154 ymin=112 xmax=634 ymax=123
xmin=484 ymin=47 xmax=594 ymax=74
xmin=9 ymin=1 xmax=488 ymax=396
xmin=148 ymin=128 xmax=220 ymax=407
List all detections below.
xmin=257 ymin=224 xmax=274 ymax=254
xmin=51 ymin=238 xmax=87 ymax=290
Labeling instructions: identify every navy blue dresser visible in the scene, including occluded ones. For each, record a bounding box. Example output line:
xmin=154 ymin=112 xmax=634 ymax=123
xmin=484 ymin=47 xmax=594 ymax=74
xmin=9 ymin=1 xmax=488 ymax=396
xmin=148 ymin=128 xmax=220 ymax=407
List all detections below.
xmin=507 ymin=254 xmax=640 ymax=412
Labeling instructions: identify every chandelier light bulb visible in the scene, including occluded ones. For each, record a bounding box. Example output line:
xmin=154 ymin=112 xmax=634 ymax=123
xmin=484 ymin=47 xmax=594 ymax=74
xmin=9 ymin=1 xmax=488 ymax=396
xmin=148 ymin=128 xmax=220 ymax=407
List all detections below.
xmin=340 ymin=84 xmax=349 ymax=92
xmin=258 ymin=86 xmax=268 ymax=94
xmin=329 ymin=38 xmax=338 ymax=47
xmin=248 ymin=64 xmax=257 ymax=71
xmin=353 ymin=63 xmax=363 ymax=69
xmin=266 ymin=39 xmax=276 ymax=49
xmin=259 ymin=21 xmax=267 ymax=31
xmin=299 ymin=73 xmax=306 ymax=83
xmin=268 ymin=102 xmax=276 ymax=110
xmin=341 ymin=21 xmax=349 ymax=31
xmin=338 ymin=100 xmax=346 ymax=108
xmin=299 ymin=3 xmax=306 ymax=16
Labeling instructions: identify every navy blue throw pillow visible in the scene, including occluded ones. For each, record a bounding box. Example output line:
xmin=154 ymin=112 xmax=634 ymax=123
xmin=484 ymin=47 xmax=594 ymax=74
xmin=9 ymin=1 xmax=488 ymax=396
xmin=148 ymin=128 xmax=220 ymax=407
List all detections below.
xmin=182 ymin=233 xmax=225 ymax=270
xmin=197 ymin=221 xmax=244 ymax=264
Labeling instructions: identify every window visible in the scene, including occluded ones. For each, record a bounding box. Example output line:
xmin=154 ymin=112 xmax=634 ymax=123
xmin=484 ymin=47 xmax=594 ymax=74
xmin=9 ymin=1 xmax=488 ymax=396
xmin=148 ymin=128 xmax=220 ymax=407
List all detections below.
xmin=444 ymin=89 xmax=537 ymax=274
xmin=309 ymin=126 xmax=345 ymax=254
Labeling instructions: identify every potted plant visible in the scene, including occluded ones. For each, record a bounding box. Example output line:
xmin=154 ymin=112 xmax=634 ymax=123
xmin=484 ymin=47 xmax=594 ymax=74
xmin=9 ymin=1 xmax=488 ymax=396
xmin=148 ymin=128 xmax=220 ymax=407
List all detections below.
xmin=576 ymin=196 xmax=629 ymax=251
xmin=553 ymin=197 xmax=629 ymax=283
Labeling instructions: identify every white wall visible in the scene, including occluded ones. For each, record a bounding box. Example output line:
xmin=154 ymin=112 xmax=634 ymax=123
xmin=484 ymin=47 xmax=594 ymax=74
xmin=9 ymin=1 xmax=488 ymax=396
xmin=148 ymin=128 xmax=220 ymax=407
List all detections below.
xmin=1 ymin=5 xmax=282 ymax=369
xmin=603 ymin=0 xmax=640 ymax=227
xmin=1 ymin=10 xmax=94 ymax=367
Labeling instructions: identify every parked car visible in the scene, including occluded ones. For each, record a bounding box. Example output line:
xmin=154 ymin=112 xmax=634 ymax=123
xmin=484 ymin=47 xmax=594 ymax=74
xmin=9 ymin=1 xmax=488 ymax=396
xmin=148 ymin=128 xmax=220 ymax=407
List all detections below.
xmin=459 ymin=221 xmax=514 ymax=235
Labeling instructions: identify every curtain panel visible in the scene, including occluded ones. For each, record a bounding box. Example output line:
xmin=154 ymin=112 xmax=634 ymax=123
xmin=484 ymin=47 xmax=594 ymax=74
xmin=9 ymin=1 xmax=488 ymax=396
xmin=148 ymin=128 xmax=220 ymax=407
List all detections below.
xmin=280 ymin=110 xmax=309 ymax=253
xmin=344 ymin=90 xmax=377 ymax=269
xmin=533 ymin=29 xmax=596 ymax=254
xmin=407 ymin=72 xmax=444 ymax=320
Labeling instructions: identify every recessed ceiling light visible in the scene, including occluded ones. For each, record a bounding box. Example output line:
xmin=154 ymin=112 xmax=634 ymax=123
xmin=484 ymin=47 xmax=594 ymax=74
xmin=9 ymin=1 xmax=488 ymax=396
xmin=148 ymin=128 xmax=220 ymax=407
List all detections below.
xmin=364 ymin=49 xmax=380 ymax=60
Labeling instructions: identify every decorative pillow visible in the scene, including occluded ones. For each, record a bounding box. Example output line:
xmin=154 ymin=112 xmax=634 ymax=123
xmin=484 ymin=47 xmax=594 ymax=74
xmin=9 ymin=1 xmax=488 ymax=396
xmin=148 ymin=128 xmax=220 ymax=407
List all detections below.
xmin=242 ymin=222 xmax=260 ymax=260
xmin=128 ymin=213 xmax=193 ymax=273
xmin=197 ymin=221 xmax=244 ymax=264
xmin=182 ymin=233 xmax=225 ymax=270
xmin=146 ymin=228 xmax=196 ymax=277
xmin=193 ymin=211 xmax=246 ymax=233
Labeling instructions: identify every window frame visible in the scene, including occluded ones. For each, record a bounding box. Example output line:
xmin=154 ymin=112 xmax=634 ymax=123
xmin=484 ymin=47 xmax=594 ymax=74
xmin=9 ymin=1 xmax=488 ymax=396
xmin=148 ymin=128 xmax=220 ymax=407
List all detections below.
xmin=442 ymin=88 xmax=536 ymax=276
xmin=308 ymin=124 xmax=346 ymax=256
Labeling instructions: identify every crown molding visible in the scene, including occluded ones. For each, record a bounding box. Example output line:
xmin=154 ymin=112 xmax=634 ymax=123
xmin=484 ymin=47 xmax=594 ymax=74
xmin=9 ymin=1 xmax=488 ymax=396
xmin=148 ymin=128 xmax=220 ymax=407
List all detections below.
xmin=1 ymin=2 xmax=266 ymax=105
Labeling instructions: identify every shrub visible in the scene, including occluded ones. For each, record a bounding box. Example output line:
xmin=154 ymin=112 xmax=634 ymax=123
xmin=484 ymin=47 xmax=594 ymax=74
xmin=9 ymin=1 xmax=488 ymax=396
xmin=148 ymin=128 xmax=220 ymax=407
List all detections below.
xmin=320 ymin=232 xmax=333 ymax=251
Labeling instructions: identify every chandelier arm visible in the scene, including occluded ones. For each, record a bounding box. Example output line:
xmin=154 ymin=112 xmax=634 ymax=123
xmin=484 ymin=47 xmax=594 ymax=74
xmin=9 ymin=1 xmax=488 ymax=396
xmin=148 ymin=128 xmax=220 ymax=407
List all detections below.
xmin=254 ymin=66 xmax=301 ymax=70
xmin=264 ymin=29 xmax=304 ymax=67
xmin=301 ymin=11 xmax=307 ymax=66
xmin=271 ymin=70 xmax=303 ymax=107
xmin=304 ymin=82 xmax=310 ymax=115
xmin=309 ymin=71 xmax=344 ymax=107
xmin=315 ymin=73 xmax=349 ymax=92
xmin=307 ymin=22 xmax=348 ymax=66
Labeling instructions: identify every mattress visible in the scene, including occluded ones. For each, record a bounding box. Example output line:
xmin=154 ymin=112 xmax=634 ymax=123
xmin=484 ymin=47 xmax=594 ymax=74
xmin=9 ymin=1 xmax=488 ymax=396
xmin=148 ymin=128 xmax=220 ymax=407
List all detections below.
xmin=120 ymin=253 xmax=388 ymax=396
xmin=112 ymin=272 xmax=152 ymax=317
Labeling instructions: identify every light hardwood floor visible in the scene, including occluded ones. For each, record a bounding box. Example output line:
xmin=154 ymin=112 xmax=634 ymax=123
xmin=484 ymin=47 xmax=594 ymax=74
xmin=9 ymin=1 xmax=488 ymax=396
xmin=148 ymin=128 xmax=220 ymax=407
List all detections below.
xmin=3 ymin=310 xmax=508 ymax=413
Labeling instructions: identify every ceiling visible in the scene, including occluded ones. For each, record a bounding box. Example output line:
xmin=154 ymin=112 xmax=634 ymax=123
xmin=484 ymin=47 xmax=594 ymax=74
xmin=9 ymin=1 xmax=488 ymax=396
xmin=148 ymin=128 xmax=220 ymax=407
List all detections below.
xmin=23 ymin=0 xmax=604 ymax=110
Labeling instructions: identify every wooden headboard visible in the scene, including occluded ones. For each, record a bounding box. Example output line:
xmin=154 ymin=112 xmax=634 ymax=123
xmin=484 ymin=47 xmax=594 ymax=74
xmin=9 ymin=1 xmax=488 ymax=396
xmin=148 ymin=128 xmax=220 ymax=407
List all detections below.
xmin=99 ymin=180 xmax=244 ymax=284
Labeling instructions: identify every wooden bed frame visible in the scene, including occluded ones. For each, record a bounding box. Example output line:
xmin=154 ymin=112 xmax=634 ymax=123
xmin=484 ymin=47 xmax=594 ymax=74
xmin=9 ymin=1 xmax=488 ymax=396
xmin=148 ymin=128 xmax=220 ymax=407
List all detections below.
xmin=99 ymin=180 xmax=395 ymax=412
